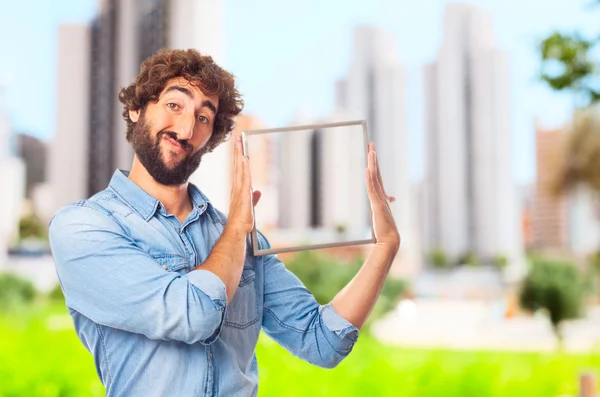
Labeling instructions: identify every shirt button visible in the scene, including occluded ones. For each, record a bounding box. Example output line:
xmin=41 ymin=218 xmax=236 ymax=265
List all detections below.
xmin=161 ymin=264 xmax=168 ymax=270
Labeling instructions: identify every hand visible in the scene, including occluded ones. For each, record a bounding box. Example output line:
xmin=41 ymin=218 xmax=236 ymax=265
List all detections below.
xmin=226 ymin=135 xmax=261 ymax=235
xmin=366 ymin=142 xmax=400 ymax=252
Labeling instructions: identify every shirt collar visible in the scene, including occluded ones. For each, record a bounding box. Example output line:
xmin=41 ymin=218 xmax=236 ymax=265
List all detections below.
xmin=108 ymin=170 xmax=210 ymax=221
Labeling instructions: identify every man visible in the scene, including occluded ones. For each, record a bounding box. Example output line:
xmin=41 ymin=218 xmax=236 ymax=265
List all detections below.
xmin=49 ymin=49 xmax=400 ymax=397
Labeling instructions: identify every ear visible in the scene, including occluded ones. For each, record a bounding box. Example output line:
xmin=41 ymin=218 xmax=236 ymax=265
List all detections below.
xmin=129 ymin=109 xmax=140 ymax=123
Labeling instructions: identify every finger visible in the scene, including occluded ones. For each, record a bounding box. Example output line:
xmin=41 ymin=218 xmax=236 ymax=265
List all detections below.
xmin=371 ymin=161 xmax=395 ymax=221
xmin=365 ymin=166 xmax=376 ymax=197
xmin=369 ymin=151 xmax=389 ymax=205
xmin=365 ymin=152 xmax=380 ymax=204
xmin=241 ymin=152 xmax=252 ymax=191
xmin=367 ymin=151 xmax=389 ymax=208
xmin=234 ymin=139 xmax=243 ymax=191
xmin=230 ymin=139 xmax=238 ymax=197
xmin=371 ymin=151 xmax=395 ymax=211
xmin=372 ymin=146 xmax=389 ymax=197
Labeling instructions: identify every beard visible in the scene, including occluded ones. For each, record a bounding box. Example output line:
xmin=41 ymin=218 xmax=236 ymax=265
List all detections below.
xmin=129 ymin=113 xmax=206 ymax=186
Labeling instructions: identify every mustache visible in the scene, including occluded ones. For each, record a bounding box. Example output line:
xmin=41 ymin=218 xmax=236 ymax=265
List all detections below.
xmin=159 ymin=131 xmax=194 ymax=152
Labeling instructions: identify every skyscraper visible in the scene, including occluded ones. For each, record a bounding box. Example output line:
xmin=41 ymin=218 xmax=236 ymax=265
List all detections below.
xmin=336 ymin=26 xmax=419 ymax=273
xmin=51 ymin=0 xmax=226 ymax=211
xmin=423 ymin=4 xmax=522 ymax=265
xmin=49 ymin=24 xmax=90 ymax=213
xmin=336 ymin=26 xmax=409 ymax=237
xmin=277 ymin=124 xmax=312 ymax=230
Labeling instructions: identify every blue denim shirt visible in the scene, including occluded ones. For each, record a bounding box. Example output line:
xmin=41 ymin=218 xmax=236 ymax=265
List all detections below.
xmin=48 ymin=170 xmax=359 ymax=397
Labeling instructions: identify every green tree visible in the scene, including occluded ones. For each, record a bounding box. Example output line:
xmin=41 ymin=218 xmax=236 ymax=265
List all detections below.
xmin=539 ymin=31 xmax=599 ymax=105
xmin=538 ymin=0 xmax=600 ymax=106
xmin=519 ymin=259 xmax=585 ymax=347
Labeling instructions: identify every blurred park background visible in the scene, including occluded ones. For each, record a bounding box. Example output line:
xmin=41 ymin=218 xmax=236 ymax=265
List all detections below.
xmin=1 ymin=0 xmax=600 ymax=396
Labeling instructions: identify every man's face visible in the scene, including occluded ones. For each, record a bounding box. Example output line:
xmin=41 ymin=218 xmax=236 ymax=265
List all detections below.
xmin=128 ymin=77 xmax=219 ymax=186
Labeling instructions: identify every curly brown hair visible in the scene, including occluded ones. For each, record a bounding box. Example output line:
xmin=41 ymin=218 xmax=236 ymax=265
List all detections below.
xmin=119 ymin=48 xmax=244 ymax=153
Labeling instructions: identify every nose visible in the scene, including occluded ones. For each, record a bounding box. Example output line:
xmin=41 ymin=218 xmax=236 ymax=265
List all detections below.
xmin=174 ymin=111 xmax=196 ymax=140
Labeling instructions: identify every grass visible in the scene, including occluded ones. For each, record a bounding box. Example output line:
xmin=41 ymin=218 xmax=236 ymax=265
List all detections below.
xmin=0 ymin=305 xmax=598 ymax=397
xmin=0 ymin=305 xmax=103 ymax=397
xmin=258 ymin=336 xmax=600 ymax=397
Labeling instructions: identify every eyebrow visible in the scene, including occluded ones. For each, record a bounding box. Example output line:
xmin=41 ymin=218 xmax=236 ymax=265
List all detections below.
xmin=201 ymin=99 xmax=217 ymax=115
xmin=164 ymin=85 xmax=218 ymax=115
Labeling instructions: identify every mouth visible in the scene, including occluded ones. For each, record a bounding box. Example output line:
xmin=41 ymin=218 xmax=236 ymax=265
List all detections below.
xmin=162 ymin=135 xmax=191 ymax=154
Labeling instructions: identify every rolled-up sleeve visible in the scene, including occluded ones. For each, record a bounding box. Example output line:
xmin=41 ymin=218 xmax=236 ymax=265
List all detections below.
xmin=259 ymin=233 xmax=359 ymax=368
xmin=49 ymin=203 xmax=226 ymax=345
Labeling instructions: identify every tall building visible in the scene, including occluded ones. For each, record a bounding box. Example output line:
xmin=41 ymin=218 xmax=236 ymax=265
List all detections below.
xmin=317 ymin=114 xmax=370 ymax=235
xmin=423 ymin=3 xmax=522 ymax=266
xmin=88 ymin=0 xmax=170 ymax=194
xmin=531 ymin=122 xmax=600 ymax=255
xmin=49 ymin=24 xmax=90 ymax=213
xmin=531 ymin=124 xmax=569 ymax=249
xmin=336 ymin=26 xmax=420 ymax=273
xmin=336 ymin=26 xmax=409 ymax=237
xmin=277 ymin=123 xmax=312 ymax=230
xmin=51 ymin=0 xmax=226 ymax=212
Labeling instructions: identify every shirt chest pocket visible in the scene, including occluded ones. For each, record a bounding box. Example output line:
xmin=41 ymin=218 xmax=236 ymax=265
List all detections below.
xmin=224 ymin=267 xmax=259 ymax=329
xmin=151 ymin=254 xmax=190 ymax=276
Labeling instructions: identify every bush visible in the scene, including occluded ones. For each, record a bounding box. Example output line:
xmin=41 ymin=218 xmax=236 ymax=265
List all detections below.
xmin=457 ymin=251 xmax=479 ymax=267
xmin=286 ymin=250 xmax=360 ymax=304
xmin=492 ymin=255 xmax=508 ymax=270
xmin=428 ymin=248 xmax=450 ymax=269
xmin=587 ymin=251 xmax=600 ymax=295
xmin=0 ymin=272 xmax=37 ymax=312
xmin=285 ymin=250 xmax=407 ymax=328
xmin=19 ymin=214 xmax=48 ymax=241
xmin=519 ymin=259 xmax=585 ymax=346
xmin=48 ymin=283 xmax=65 ymax=303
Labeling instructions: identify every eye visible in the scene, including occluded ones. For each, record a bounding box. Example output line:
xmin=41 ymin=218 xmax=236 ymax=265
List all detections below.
xmin=197 ymin=115 xmax=210 ymax=123
xmin=166 ymin=103 xmax=180 ymax=110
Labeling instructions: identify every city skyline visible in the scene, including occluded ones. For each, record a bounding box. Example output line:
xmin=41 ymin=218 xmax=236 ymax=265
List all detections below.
xmin=1 ymin=0 xmax=598 ymax=263
xmin=0 ymin=0 xmax=597 ymax=185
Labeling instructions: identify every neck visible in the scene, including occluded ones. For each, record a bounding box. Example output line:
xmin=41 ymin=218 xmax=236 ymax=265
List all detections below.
xmin=128 ymin=156 xmax=193 ymax=222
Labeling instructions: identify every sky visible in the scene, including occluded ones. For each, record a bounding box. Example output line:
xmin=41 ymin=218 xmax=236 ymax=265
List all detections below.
xmin=0 ymin=0 xmax=597 ymax=184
